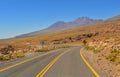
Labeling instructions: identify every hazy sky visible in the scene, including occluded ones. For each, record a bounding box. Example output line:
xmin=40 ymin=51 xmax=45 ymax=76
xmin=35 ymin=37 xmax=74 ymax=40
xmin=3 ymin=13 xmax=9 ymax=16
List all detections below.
xmin=0 ymin=0 xmax=120 ymax=39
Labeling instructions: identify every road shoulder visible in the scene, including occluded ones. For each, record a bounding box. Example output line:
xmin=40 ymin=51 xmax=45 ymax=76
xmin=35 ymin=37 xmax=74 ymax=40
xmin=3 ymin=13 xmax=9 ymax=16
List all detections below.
xmin=81 ymin=48 xmax=108 ymax=77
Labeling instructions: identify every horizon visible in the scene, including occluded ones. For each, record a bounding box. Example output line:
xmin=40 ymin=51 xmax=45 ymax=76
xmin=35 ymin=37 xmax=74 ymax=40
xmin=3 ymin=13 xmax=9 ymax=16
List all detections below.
xmin=0 ymin=0 xmax=120 ymax=39
xmin=0 ymin=16 xmax=104 ymax=40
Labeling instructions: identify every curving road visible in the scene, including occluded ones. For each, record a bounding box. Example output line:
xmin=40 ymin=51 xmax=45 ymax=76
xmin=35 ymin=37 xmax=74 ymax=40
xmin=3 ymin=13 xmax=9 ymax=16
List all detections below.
xmin=0 ymin=47 xmax=99 ymax=77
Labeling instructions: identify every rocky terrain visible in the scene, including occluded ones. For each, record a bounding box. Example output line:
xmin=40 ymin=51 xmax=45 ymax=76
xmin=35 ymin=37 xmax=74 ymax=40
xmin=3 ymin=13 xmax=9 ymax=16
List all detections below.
xmin=0 ymin=15 xmax=120 ymax=76
xmin=0 ymin=45 xmax=42 ymax=61
xmin=83 ymin=37 xmax=120 ymax=77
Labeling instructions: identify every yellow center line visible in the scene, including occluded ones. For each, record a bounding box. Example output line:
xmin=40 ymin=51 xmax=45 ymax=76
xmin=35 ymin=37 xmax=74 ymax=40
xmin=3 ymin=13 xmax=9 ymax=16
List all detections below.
xmin=80 ymin=48 xmax=100 ymax=77
xmin=0 ymin=50 xmax=58 ymax=72
xmin=36 ymin=49 xmax=71 ymax=77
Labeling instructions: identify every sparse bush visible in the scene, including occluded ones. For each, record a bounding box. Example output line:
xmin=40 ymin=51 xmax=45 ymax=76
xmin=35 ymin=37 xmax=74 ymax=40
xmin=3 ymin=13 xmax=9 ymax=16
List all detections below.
xmin=10 ymin=53 xmax=17 ymax=59
xmin=58 ymin=46 xmax=70 ymax=48
xmin=85 ymin=45 xmax=100 ymax=54
xmin=106 ymin=54 xmax=116 ymax=62
xmin=93 ymin=48 xmax=101 ymax=54
xmin=106 ymin=48 xmax=120 ymax=63
xmin=0 ymin=54 xmax=11 ymax=61
xmin=85 ymin=45 xmax=91 ymax=50
xmin=0 ymin=52 xmax=25 ymax=61
xmin=111 ymin=48 xmax=119 ymax=54
xmin=35 ymin=50 xmax=42 ymax=52
xmin=35 ymin=48 xmax=49 ymax=52
xmin=16 ymin=52 xmax=25 ymax=58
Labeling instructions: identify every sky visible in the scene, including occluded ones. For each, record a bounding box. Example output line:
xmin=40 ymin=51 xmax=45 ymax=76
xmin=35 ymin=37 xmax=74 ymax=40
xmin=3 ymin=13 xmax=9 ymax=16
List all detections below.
xmin=0 ymin=0 xmax=120 ymax=39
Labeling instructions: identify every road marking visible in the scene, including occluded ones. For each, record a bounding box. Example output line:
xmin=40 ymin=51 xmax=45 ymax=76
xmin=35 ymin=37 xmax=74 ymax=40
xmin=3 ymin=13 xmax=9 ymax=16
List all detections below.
xmin=0 ymin=50 xmax=59 ymax=72
xmin=80 ymin=48 xmax=100 ymax=77
xmin=36 ymin=49 xmax=71 ymax=77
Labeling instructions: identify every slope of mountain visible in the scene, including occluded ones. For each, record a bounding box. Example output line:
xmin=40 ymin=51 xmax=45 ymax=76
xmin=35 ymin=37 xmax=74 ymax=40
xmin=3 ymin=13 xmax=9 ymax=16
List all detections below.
xmin=16 ymin=17 xmax=102 ymax=38
xmin=106 ymin=15 xmax=120 ymax=22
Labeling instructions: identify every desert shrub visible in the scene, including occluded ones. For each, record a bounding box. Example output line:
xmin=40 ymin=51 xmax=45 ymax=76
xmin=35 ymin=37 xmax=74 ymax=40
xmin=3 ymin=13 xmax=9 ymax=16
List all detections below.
xmin=0 ymin=54 xmax=11 ymax=61
xmin=63 ymin=46 xmax=70 ymax=48
xmin=85 ymin=45 xmax=100 ymax=54
xmin=0 ymin=56 xmax=2 ymax=60
xmin=10 ymin=53 xmax=17 ymax=59
xmin=106 ymin=54 xmax=116 ymax=62
xmin=35 ymin=48 xmax=49 ymax=52
xmin=106 ymin=48 xmax=120 ymax=63
xmin=106 ymin=55 xmax=120 ymax=64
xmin=93 ymin=48 xmax=101 ymax=54
xmin=35 ymin=50 xmax=42 ymax=52
xmin=85 ymin=45 xmax=91 ymax=50
xmin=0 ymin=52 xmax=25 ymax=61
xmin=106 ymin=49 xmax=119 ymax=62
xmin=58 ymin=46 xmax=70 ymax=48
xmin=15 ymin=52 xmax=25 ymax=58
xmin=111 ymin=48 xmax=119 ymax=54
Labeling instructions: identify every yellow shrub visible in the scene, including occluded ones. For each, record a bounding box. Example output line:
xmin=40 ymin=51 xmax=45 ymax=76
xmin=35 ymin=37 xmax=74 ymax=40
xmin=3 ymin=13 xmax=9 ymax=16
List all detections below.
xmin=0 ymin=54 xmax=11 ymax=61
xmin=16 ymin=52 xmax=25 ymax=58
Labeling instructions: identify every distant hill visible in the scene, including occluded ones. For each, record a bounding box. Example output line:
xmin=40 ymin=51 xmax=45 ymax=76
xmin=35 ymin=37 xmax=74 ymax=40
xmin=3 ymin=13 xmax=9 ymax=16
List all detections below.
xmin=16 ymin=17 xmax=102 ymax=38
xmin=106 ymin=15 xmax=120 ymax=22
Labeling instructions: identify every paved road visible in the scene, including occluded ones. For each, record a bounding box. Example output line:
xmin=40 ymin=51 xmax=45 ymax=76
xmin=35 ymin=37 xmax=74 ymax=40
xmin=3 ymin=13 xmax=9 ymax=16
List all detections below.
xmin=44 ymin=47 xmax=95 ymax=77
xmin=0 ymin=47 xmax=98 ymax=77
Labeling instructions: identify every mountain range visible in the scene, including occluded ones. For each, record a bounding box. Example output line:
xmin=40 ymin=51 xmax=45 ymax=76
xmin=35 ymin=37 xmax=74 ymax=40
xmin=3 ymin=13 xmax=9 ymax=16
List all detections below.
xmin=16 ymin=17 xmax=102 ymax=38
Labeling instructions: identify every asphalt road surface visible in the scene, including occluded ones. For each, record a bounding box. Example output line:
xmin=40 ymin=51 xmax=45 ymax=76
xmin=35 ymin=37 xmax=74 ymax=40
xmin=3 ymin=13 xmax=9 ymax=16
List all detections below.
xmin=0 ymin=47 xmax=99 ymax=77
